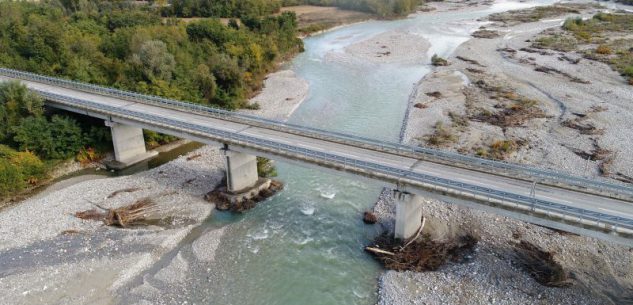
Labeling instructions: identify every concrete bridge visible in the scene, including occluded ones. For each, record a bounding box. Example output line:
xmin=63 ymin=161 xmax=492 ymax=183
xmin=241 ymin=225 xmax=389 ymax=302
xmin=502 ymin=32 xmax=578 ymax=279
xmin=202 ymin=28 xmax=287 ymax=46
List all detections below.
xmin=2 ymin=68 xmax=633 ymax=246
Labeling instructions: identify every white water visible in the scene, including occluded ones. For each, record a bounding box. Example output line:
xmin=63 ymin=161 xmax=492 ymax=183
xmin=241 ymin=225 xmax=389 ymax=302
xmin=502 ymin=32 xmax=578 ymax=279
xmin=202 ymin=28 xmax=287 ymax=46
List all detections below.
xmin=136 ymin=1 xmax=558 ymax=304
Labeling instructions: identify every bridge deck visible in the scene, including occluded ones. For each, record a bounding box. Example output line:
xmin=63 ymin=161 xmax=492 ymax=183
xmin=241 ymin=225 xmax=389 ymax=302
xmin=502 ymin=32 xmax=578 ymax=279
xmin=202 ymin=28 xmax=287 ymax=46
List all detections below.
xmin=2 ymin=74 xmax=633 ymax=244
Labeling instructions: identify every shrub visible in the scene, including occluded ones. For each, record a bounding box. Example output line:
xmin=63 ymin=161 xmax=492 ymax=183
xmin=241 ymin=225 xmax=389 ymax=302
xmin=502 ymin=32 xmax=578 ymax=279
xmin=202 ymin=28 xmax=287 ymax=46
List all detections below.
xmin=431 ymin=54 xmax=449 ymax=66
xmin=76 ymin=147 xmax=103 ymax=165
xmin=426 ymin=122 xmax=457 ymax=146
xmin=489 ymin=140 xmax=518 ymax=160
xmin=12 ymin=115 xmax=84 ymax=160
xmin=596 ymin=45 xmax=612 ymax=55
xmin=257 ymin=157 xmax=277 ymax=178
xmin=0 ymin=159 xmax=24 ymax=197
xmin=11 ymin=150 xmax=46 ymax=184
xmin=143 ymin=130 xmax=178 ymax=150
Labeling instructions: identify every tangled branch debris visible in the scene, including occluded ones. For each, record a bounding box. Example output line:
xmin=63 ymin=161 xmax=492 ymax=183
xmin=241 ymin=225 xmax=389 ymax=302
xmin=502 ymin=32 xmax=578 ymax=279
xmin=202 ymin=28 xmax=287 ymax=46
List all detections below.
xmin=366 ymin=233 xmax=478 ymax=272
xmin=512 ymin=240 xmax=572 ymax=287
xmin=75 ymin=197 xmax=158 ymax=227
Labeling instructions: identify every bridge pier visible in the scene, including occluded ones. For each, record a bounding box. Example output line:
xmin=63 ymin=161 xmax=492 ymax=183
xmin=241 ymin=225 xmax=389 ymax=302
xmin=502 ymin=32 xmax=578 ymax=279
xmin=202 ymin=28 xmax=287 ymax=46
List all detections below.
xmin=106 ymin=121 xmax=157 ymax=169
xmin=394 ymin=190 xmax=423 ymax=240
xmin=222 ymin=147 xmax=259 ymax=193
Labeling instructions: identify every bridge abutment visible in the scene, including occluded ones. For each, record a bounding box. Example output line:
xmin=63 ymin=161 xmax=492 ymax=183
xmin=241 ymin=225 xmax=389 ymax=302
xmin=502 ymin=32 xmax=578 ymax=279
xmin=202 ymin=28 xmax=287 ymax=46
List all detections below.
xmin=106 ymin=121 xmax=157 ymax=169
xmin=223 ymin=148 xmax=259 ymax=193
xmin=394 ymin=190 xmax=423 ymax=240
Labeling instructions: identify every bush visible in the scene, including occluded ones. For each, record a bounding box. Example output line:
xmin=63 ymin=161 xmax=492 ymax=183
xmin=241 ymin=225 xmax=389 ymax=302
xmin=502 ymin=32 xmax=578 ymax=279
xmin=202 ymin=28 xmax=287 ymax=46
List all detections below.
xmin=143 ymin=130 xmax=178 ymax=150
xmin=0 ymin=144 xmax=46 ymax=197
xmin=426 ymin=122 xmax=457 ymax=146
xmin=489 ymin=140 xmax=518 ymax=160
xmin=12 ymin=115 xmax=84 ymax=160
xmin=596 ymin=45 xmax=612 ymax=55
xmin=0 ymin=81 xmax=45 ymax=143
xmin=11 ymin=150 xmax=46 ymax=184
xmin=0 ymin=159 xmax=24 ymax=197
xmin=256 ymin=157 xmax=277 ymax=177
xmin=431 ymin=54 xmax=449 ymax=66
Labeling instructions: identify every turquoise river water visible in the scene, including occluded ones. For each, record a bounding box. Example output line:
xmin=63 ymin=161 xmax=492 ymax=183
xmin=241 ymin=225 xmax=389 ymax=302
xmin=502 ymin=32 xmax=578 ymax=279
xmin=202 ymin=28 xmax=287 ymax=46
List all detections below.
xmin=189 ymin=1 xmax=554 ymax=304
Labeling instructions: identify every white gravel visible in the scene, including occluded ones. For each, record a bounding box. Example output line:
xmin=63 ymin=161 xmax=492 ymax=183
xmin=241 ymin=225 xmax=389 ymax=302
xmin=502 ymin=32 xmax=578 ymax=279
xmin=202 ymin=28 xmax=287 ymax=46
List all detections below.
xmin=386 ymin=3 xmax=633 ymax=304
xmin=243 ymin=69 xmax=309 ymax=121
xmin=0 ymin=64 xmax=307 ymax=304
xmin=191 ymin=227 xmax=226 ymax=262
xmin=373 ymin=189 xmax=633 ymax=305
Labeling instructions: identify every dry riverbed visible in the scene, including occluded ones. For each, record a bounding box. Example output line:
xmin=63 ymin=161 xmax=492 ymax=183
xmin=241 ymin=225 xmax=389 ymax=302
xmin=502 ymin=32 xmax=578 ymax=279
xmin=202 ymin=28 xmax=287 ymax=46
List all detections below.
xmin=390 ymin=2 xmax=633 ymax=305
xmin=0 ymin=68 xmax=308 ymax=304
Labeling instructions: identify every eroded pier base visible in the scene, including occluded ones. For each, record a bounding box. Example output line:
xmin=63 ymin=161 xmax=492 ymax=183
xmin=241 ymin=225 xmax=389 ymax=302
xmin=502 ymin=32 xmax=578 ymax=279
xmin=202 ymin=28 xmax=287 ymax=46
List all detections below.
xmin=394 ymin=190 xmax=423 ymax=240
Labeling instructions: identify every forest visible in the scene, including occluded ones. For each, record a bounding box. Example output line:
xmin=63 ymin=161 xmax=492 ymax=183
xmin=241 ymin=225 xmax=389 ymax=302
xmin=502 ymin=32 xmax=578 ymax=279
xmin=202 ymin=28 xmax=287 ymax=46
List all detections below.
xmin=0 ymin=0 xmax=303 ymax=198
xmin=166 ymin=0 xmax=425 ymax=18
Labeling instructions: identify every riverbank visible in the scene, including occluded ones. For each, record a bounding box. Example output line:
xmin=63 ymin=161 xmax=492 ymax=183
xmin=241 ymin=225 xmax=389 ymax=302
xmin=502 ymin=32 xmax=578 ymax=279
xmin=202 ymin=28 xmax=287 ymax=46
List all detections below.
xmin=373 ymin=190 xmax=632 ymax=305
xmin=402 ymin=1 xmax=633 ymax=178
xmin=281 ymin=5 xmax=373 ymax=36
xmin=388 ymin=1 xmax=633 ymax=304
xmin=0 ymin=66 xmax=308 ymax=304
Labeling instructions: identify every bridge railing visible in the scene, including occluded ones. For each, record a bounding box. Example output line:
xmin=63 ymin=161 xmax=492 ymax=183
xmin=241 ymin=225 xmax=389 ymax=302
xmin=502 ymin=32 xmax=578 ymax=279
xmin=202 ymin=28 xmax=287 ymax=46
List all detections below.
xmin=34 ymin=88 xmax=633 ymax=234
xmin=2 ymin=67 xmax=633 ymax=199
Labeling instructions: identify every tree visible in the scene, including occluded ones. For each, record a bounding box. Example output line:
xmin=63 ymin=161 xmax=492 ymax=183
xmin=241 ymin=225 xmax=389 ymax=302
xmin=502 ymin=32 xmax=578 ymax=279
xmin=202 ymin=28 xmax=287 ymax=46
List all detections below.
xmin=130 ymin=40 xmax=176 ymax=82
xmin=0 ymin=159 xmax=23 ymax=197
xmin=0 ymin=81 xmax=44 ymax=143
xmin=12 ymin=115 xmax=84 ymax=160
xmin=194 ymin=64 xmax=217 ymax=103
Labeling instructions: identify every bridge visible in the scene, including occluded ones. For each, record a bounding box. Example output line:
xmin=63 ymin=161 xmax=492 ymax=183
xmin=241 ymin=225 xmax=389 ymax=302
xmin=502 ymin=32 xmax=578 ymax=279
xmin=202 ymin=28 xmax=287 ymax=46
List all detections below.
xmin=2 ymin=68 xmax=633 ymax=246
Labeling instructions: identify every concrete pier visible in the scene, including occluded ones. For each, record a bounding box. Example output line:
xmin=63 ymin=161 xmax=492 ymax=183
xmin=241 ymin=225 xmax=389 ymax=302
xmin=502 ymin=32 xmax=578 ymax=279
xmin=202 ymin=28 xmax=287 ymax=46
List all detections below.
xmin=106 ymin=121 xmax=157 ymax=169
xmin=223 ymin=148 xmax=259 ymax=193
xmin=394 ymin=190 xmax=423 ymax=240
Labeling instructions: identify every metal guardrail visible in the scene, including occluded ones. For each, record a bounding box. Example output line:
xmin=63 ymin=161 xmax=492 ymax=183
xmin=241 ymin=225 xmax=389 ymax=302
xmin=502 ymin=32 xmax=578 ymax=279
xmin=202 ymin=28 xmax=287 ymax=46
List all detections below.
xmin=2 ymin=67 xmax=633 ymax=199
xmin=35 ymin=89 xmax=633 ymax=233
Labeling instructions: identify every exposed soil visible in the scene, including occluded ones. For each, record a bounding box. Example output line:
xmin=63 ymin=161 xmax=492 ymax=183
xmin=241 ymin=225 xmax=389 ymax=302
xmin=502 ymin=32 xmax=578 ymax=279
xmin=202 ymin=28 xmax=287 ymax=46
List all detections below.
xmin=512 ymin=240 xmax=572 ymax=288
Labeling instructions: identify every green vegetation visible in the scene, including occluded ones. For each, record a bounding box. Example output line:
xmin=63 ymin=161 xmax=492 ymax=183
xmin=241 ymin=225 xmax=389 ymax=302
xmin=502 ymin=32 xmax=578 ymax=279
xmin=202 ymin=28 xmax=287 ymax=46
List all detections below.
xmin=431 ymin=54 xmax=448 ymax=66
xmin=475 ymin=139 xmax=519 ymax=160
xmin=426 ymin=121 xmax=457 ymax=146
xmin=0 ymin=1 xmax=304 ymax=199
xmin=256 ymin=157 xmax=277 ymax=177
xmin=286 ymin=0 xmax=424 ymax=17
xmin=0 ymin=1 xmax=303 ymax=110
xmin=0 ymin=81 xmax=97 ymax=197
xmin=537 ymin=13 xmax=633 ymax=85
xmin=488 ymin=4 xmax=585 ymax=25
xmin=165 ymin=0 xmax=283 ymax=18
xmin=0 ymin=145 xmax=47 ymax=197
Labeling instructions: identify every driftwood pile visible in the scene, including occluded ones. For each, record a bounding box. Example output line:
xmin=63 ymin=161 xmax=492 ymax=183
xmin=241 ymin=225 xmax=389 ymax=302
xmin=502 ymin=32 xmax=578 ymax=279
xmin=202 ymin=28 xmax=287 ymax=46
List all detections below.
xmin=75 ymin=197 xmax=158 ymax=227
xmin=512 ymin=240 xmax=572 ymax=287
xmin=366 ymin=232 xmax=479 ymax=272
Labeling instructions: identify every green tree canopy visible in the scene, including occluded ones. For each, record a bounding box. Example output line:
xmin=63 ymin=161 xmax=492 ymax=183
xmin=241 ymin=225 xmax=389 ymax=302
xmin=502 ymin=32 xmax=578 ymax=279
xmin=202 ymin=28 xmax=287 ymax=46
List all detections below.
xmin=0 ymin=81 xmax=44 ymax=143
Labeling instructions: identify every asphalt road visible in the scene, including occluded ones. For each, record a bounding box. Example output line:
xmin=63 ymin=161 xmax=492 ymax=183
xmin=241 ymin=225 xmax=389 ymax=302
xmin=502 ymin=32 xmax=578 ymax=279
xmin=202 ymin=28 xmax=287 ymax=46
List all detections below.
xmin=3 ymin=75 xmax=633 ymax=232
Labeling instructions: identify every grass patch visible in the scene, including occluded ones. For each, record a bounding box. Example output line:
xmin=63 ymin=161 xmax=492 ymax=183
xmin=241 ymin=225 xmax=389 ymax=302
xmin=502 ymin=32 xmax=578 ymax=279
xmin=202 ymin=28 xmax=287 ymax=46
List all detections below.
xmin=535 ymin=13 xmax=633 ymax=84
xmin=489 ymin=4 xmax=587 ymax=25
xmin=426 ymin=121 xmax=457 ymax=146
xmin=469 ymin=80 xmax=546 ymax=127
xmin=476 ymin=139 xmax=521 ymax=160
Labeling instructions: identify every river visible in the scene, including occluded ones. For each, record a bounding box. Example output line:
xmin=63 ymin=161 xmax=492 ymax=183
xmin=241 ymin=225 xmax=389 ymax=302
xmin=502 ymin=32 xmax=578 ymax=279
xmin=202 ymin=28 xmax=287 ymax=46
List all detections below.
xmin=170 ymin=1 xmax=555 ymax=304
